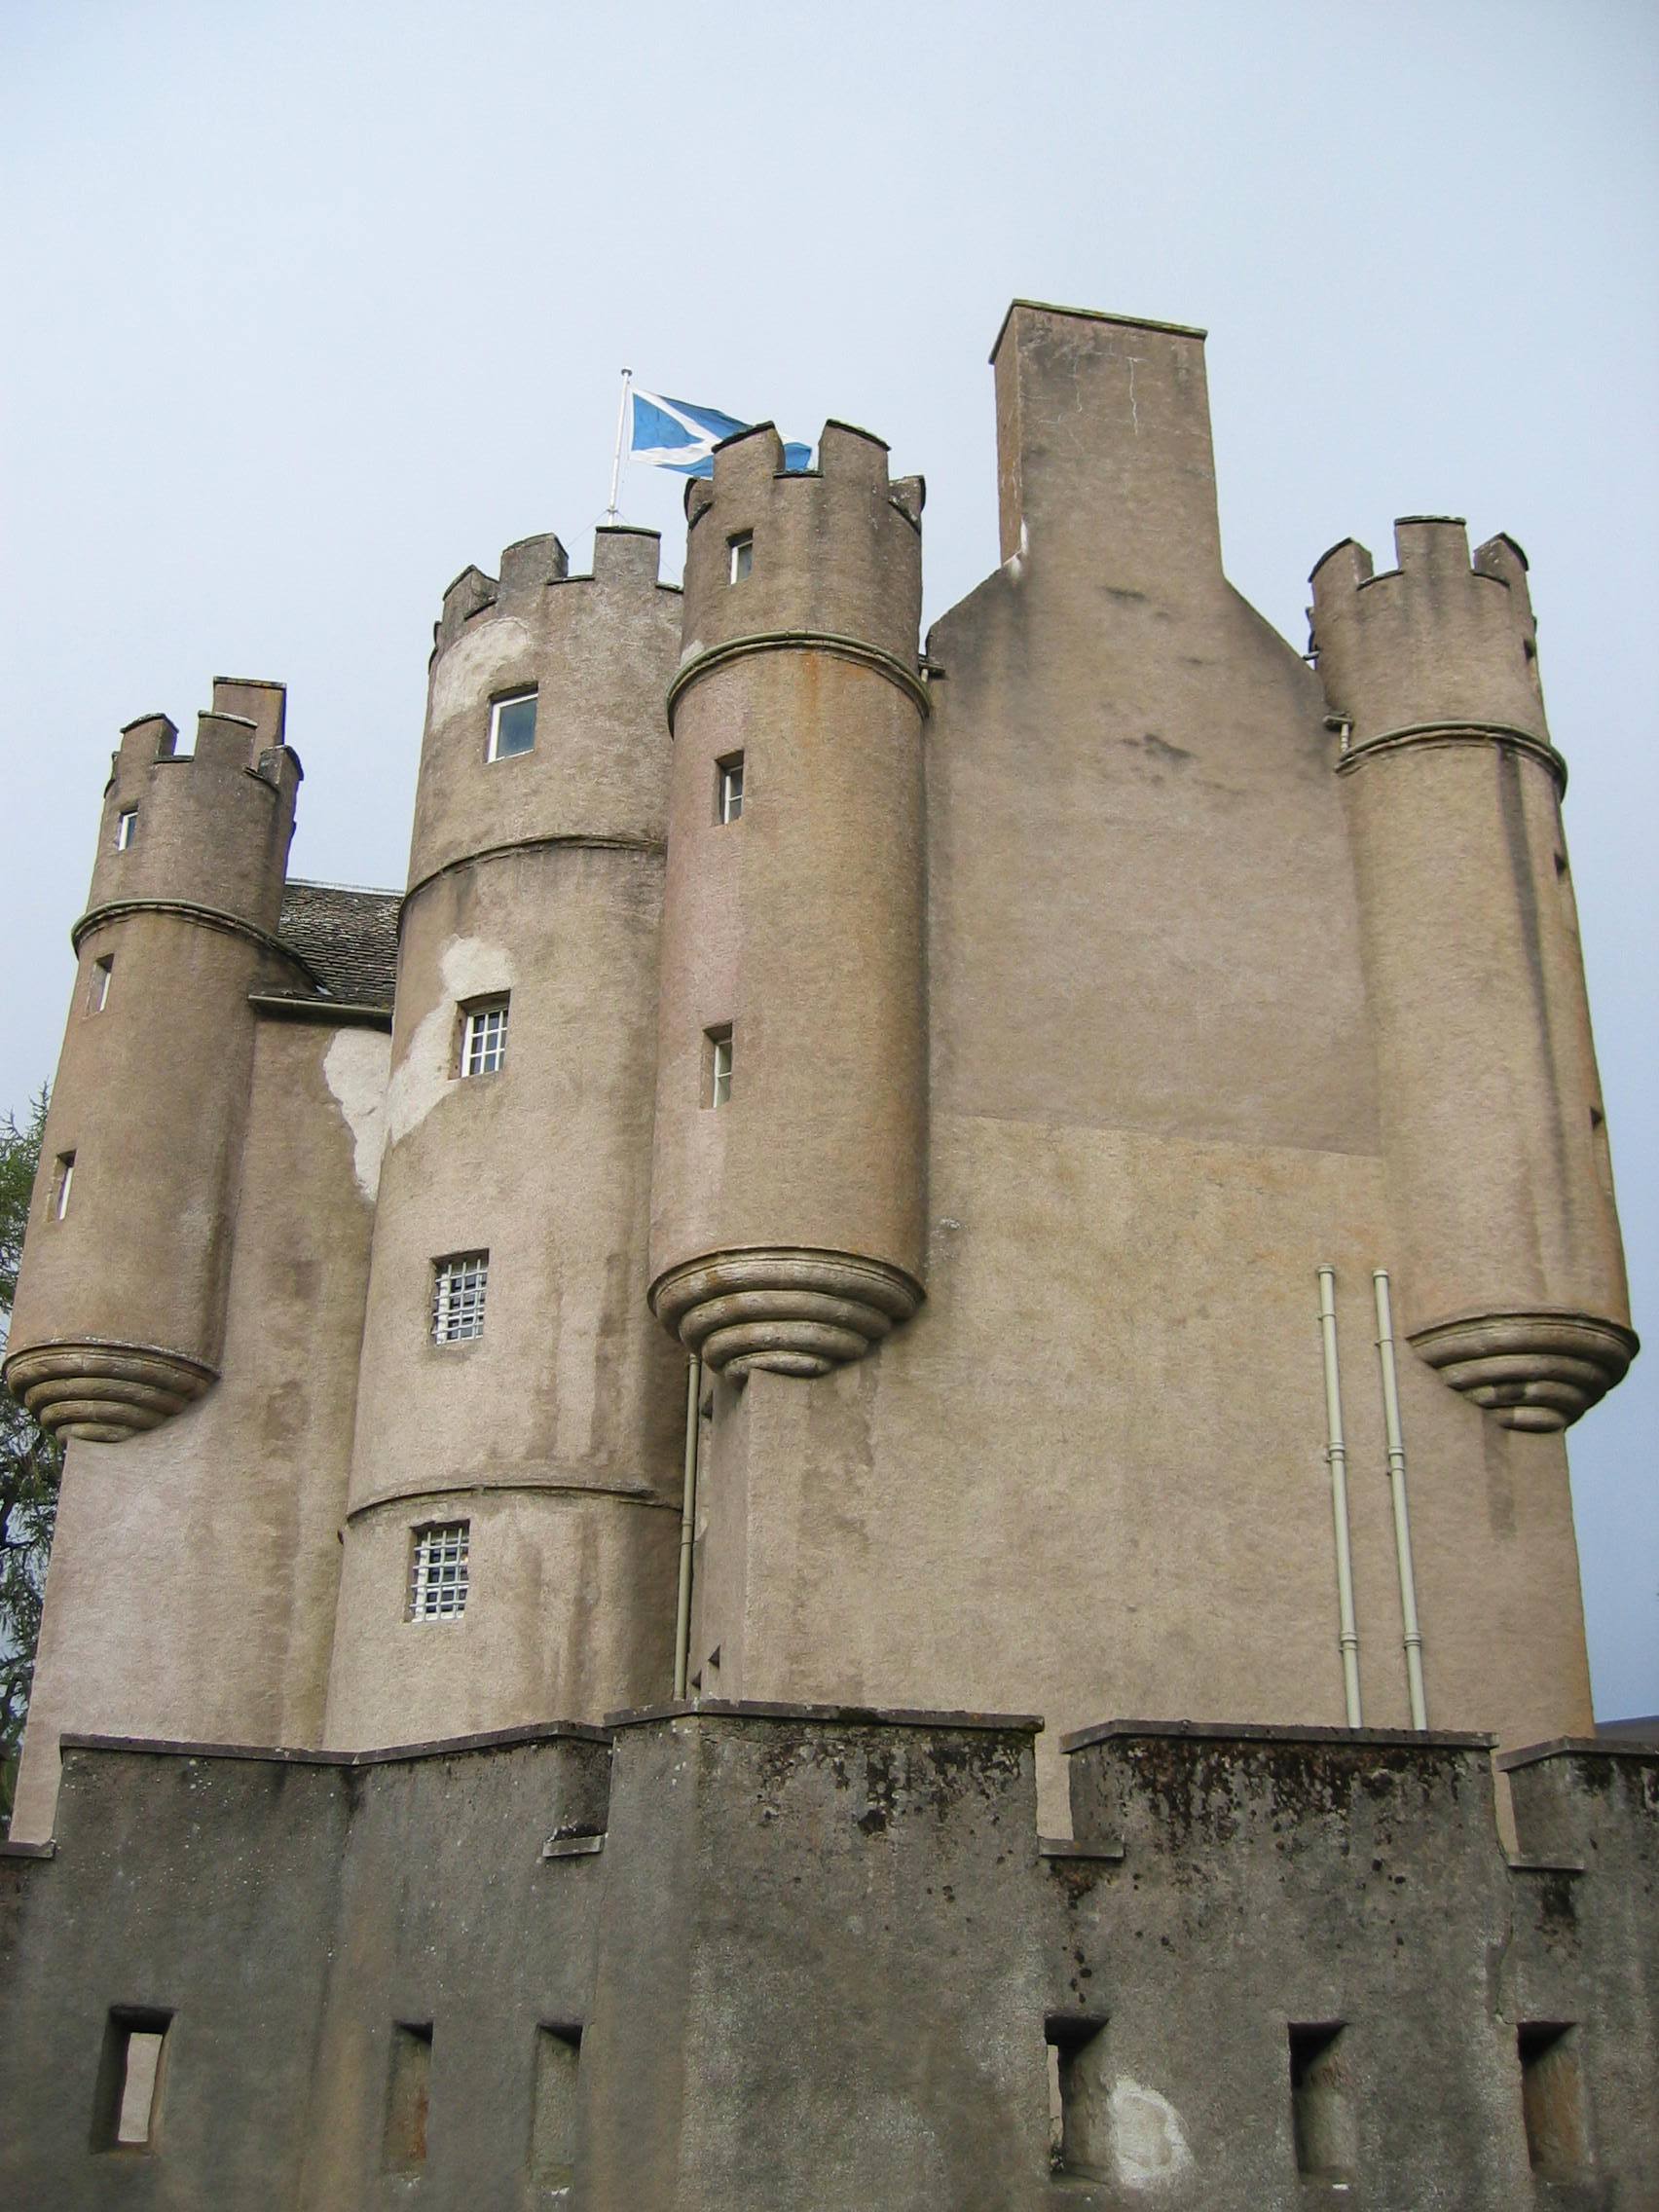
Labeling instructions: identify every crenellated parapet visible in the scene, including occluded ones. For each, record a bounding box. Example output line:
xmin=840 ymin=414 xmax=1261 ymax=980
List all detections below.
xmin=646 ymin=423 xmax=929 ymax=1379
xmin=1311 ymin=521 xmax=1635 ymax=1430
xmin=5 ymin=683 xmax=304 ymax=1440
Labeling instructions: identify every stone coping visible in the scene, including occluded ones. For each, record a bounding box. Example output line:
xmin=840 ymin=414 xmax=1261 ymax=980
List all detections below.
xmin=58 ymin=1720 xmax=611 ymax=1768
xmin=990 ymin=297 xmax=1208 ymax=359
xmin=1497 ymin=1735 xmax=1659 ymax=1772
xmin=1061 ymin=1717 xmax=1494 ymax=1754
xmin=605 ymin=1698 xmax=1044 ymax=1734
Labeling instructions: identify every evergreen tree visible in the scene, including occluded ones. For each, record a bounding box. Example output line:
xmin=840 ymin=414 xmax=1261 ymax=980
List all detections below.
xmin=1 ymin=1089 xmax=61 ymax=1831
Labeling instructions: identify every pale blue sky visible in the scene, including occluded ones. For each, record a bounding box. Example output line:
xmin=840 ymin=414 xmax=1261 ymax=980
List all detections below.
xmin=2 ymin=0 xmax=1654 ymax=1714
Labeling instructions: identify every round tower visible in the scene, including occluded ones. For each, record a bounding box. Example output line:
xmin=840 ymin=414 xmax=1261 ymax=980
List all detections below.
xmin=4 ymin=682 xmax=301 ymax=1439
xmin=323 ymin=528 xmax=687 ymax=1749
xmin=647 ymin=422 xmax=928 ymax=1379
xmin=1310 ymin=519 xmax=1636 ymax=1428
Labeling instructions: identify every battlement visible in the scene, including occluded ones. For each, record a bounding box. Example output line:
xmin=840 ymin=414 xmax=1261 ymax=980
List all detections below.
xmin=434 ymin=529 xmax=672 ymax=651
xmin=1309 ymin=516 xmax=1550 ymax=752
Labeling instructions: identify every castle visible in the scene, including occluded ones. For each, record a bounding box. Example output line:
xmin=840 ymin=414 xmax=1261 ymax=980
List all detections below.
xmin=0 ymin=302 xmax=1651 ymax=2208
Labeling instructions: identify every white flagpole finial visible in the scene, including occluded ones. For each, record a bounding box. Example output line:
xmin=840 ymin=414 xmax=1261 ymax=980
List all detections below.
xmin=606 ymin=369 xmax=634 ymax=525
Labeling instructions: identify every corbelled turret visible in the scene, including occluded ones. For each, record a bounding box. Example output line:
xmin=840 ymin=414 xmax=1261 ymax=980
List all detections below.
xmin=1311 ymin=519 xmax=1636 ymax=1428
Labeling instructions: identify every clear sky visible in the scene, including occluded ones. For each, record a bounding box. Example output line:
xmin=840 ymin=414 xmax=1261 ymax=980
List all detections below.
xmin=2 ymin=0 xmax=1654 ymax=1715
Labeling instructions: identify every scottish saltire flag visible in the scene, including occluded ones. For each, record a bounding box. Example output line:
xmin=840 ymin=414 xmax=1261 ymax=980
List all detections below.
xmin=631 ymin=389 xmax=812 ymax=477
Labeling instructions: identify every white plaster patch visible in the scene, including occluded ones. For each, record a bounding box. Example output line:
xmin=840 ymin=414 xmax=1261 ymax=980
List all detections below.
xmin=428 ymin=615 xmax=534 ymax=726
xmin=323 ymin=1029 xmax=392 ymax=1200
xmin=1110 ymin=2078 xmax=1193 ymax=2190
xmin=383 ymin=937 xmax=516 ymax=1148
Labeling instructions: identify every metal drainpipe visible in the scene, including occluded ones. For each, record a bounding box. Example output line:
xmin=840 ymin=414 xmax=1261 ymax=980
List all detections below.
xmin=1316 ymin=1267 xmax=1364 ymax=1725
xmin=672 ymin=1353 xmax=702 ymax=1702
xmin=1373 ymin=1271 xmax=1429 ymax=1728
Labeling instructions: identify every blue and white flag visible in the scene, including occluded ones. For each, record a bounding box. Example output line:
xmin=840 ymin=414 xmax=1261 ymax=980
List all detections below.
xmin=631 ymin=389 xmax=812 ymax=478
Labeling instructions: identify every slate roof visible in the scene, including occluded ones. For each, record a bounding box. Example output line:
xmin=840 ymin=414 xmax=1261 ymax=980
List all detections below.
xmin=277 ymin=881 xmax=400 ymax=1008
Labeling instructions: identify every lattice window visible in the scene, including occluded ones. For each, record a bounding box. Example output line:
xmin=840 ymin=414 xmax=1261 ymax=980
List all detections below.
xmin=461 ymin=999 xmax=509 ymax=1077
xmin=408 ymin=1523 xmax=469 ymax=1620
xmin=431 ymin=1253 xmax=488 ymax=1343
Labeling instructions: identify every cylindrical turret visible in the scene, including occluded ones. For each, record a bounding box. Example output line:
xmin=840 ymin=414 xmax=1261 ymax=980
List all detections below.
xmin=4 ymin=682 xmax=302 ymax=1438
xmin=323 ymin=529 xmax=686 ymax=1748
xmin=647 ymin=421 xmax=928 ymax=1379
xmin=1311 ymin=519 xmax=1636 ymax=1428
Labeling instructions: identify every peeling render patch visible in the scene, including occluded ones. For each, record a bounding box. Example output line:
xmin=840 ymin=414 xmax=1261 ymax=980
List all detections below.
xmin=429 ymin=616 xmax=534 ymax=725
xmin=383 ymin=937 xmax=515 ymax=1148
xmin=323 ymin=1030 xmax=391 ymax=1200
xmin=1111 ymin=2080 xmax=1193 ymax=2190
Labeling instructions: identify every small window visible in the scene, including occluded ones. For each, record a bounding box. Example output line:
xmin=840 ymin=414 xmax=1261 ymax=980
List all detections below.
xmin=705 ymin=1026 xmax=733 ymax=1109
xmin=1289 ymin=2023 xmax=1356 ymax=2182
xmin=384 ymin=2020 xmax=433 ymax=2167
xmin=88 ymin=956 xmax=113 ymax=1014
xmin=408 ymin=1523 xmax=469 ymax=1620
xmin=461 ymin=998 xmax=509 ymax=1078
xmin=92 ymin=2008 xmax=171 ymax=2154
xmin=728 ymin=532 xmax=754 ymax=583
xmin=1519 ymin=2023 xmax=1591 ymax=2178
xmin=488 ymin=688 xmax=537 ymax=761
xmin=1046 ymin=2018 xmax=1111 ymax=2182
xmin=114 ymin=807 xmax=137 ymax=851
xmin=54 ymin=1152 xmax=75 ymax=1221
xmin=717 ymin=754 xmax=745 ymax=824
xmin=431 ymin=1252 xmax=488 ymax=1344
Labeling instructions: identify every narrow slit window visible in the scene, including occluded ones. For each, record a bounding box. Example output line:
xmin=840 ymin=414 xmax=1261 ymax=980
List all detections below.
xmin=114 ymin=807 xmax=137 ymax=851
xmin=488 ymin=687 xmax=537 ymax=761
xmin=717 ymin=753 xmax=745 ymax=824
xmin=1046 ymin=2018 xmax=1110 ymax=2181
xmin=1288 ymin=2023 xmax=1356 ymax=2181
xmin=92 ymin=2008 xmax=170 ymax=2153
xmin=408 ymin=1523 xmax=469 ymax=1620
xmin=1518 ymin=2023 xmax=1591 ymax=2178
xmin=530 ymin=2024 xmax=582 ymax=2185
xmin=728 ymin=532 xmax=754 ymax=583
xmin=706 ymin=1026 xmax=733 ymax=1109
xmin=89 ymin=956 xmax=113 ymax=1013
xmin=431 ymin=1252 xmax=488 ymax=1343
xmin=54 ymin=1152 xmax=75 ymax=1221
xmin=461 ymin=998 xmax=509 ymax=1077
xmin=383 ymin=2020 xmax=433 ymax=2168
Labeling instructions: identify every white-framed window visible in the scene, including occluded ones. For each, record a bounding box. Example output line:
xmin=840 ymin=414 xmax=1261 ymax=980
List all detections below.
xmin=114 ymin=807 xmax=137 ymax=851
xmin=488 ymin=688 xmax=537 ymax=761
xmin=54 ymin=1152 xmax=75 ymax=1221
xmin=728 ymin=533 xmax=754 ymax=584
xmin=431 ymin=1252 xmax=488 ymax=1343
xmin=717 ymin=754 xmax=744 ymax=824
xmin=461 ymin=998 xmax=509 ymax=1077
xmin=408 ymin=1521 xmax=469 ymax=1620
xmin=707 ymin=1027 xmax=733 ymax=1109
xmin=88 ymin=956 xmax=113 ymax=1014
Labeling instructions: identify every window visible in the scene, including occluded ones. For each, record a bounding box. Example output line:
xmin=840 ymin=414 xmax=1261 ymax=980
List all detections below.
xmin=114 ymin=807 xmax=137 ymax=851
xmin=461 ymin=998 xmax=509 ymax=1077
xmin=431 ymin=1252 xmax=488 ymax=1344
xmin=706 ymin=1026 xmax=732 ymax=1109
xmin=88 ymin=956 xmax=113 ymax=1013
xmin=728 ymin=532 xmax=754 ymax=583
xmin=383 ymin=2021 xmax=433 ymax=2167
xmin=488 ymin=687 xmax=537 ymax=761
xmin=1046 ymin=2018 xmax=1110 ymax=2182
xmin=54 ymin=1152 xmax=75 ymax=1221
xmin=1518 ymin=2023 xmax=1591 ymax=2178
xmin=408 ymin=1523 xmax=469 ymax=1620
xmin=1288 ymin=2023 xmax=1357 ymax=2182
xmin=717 ymin=753 xmax=745 ymax=824
xmin=92 ymin=2009 xmax=170 ymax=2153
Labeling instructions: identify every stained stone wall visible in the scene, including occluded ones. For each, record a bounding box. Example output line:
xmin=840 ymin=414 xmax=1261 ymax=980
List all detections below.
xmin=1 ymin=1708 xmax=1652 ymax=2211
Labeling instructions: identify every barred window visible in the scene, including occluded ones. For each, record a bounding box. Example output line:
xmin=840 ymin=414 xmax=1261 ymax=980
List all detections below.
xmin=431 ymin=1252 xmax=488 ymax=1343
xmin=408 ymin=1523 xmax=469 ymax=1620
xmin=461 ymin=999 xmax=509 ymax=1078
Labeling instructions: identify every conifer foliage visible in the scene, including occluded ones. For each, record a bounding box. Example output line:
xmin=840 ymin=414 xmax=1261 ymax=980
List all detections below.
xmin=1 ymin=1089 xmax=61 ymax=1831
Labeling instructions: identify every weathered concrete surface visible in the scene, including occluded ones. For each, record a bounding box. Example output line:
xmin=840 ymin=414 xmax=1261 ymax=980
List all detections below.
xmin=0 ymin=1714 xmax=1652 ymax=2210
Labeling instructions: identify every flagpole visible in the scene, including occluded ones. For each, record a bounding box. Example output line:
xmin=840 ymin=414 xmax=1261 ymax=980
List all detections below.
xmin=606 ymin=368 xmax=633 ymax=524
